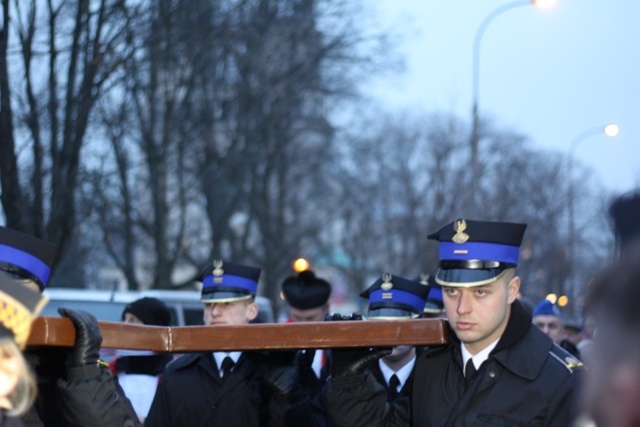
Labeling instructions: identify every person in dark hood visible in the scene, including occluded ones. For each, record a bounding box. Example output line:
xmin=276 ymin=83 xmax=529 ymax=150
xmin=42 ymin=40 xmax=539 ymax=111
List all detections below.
xmin=109 ymin=297 xmax=173 ymax=423
xmin=360 ymin=273 xmax=430 ymax=403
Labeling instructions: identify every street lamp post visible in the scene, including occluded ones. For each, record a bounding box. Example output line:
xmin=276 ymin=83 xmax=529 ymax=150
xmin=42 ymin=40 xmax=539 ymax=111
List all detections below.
xmin=566 ymin=124 xmax=619 ymax=307
xmin=469 ymin=0 xmax=554 ymax=207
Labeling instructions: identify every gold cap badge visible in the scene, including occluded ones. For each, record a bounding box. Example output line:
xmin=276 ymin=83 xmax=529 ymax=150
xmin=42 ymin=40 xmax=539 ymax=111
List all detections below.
xmin=381 ymin=273 xmax=393 ymax=291
xmin=213 ymin=260 xmax=224 ymax=283
xmin=452 ymin=219 xmax=469 ymax=244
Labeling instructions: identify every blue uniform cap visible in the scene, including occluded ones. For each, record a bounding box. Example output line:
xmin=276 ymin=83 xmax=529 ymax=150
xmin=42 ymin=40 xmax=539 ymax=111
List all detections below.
xmin=428 ymin=219 xmax=527 ymax=287
xmin=424 ymin=286 xmax=445 ymax=314
xmin=417 ymin=273 xmax=445 ymax=314
xmin=0 ymin=226 xmax=57 ymax=290
xmin=198 ymin=260 xmax=261 ymax=303
xmin=532 ymin=299 xmax=563 ymax=318
xmin=360 ymin=273 xmax=431 ymax=319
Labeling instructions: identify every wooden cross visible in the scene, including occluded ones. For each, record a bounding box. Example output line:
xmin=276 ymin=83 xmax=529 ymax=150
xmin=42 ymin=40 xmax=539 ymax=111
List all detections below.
xmin=27 ymin=317 xmax=450 ymax=352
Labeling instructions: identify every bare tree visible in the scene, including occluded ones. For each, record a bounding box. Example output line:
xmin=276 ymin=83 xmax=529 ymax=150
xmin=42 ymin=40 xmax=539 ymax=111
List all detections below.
xmin=0 ymin=0 xmax=131 ymax=283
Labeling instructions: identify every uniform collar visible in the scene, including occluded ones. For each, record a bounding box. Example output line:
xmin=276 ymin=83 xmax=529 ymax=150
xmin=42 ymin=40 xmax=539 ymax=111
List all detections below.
xmin=462 ymin=339 xmax=499 ymax=371
xmin=490 ymin=300 xmax=554 ymax=380
xmin=378 ymin=355 xmax=416 ymax=391
xmin=213 ymin=351 xmax=242 ymax=368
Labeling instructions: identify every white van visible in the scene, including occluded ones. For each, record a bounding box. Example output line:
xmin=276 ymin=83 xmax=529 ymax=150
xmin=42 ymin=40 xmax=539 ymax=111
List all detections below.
xmin=41 ymin=288 xmax=275 ymax=325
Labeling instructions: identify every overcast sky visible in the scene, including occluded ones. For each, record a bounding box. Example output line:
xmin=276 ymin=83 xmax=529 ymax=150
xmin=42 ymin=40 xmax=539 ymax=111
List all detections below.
xmin=363 ymin=0 xmax=640 ymax=194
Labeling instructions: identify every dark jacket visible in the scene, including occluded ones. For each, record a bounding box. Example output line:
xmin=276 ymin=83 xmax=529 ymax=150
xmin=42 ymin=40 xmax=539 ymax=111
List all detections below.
xmin=298 ymin=349 xmax=331 ymax=398
xmin=145 ymin=352 xmax=271 ymax=427
xmin=0 ymin=411 xmax=24 ymax=427
xmin=327 ymin=300 xmax=584 ymax=427
xmin=22 ymin=347 xmax=141 ymax=427
xmin=111 ymin=354 xmax=173 ymax=376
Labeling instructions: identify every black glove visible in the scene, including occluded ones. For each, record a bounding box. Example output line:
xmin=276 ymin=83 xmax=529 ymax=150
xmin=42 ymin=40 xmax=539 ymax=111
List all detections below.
xmin=331 ymin=347 xmax=392 ymax=379
xmin=326 ymin=312 xmax=391 ymax=379
xmin=326 ymin=312 xmax=363 ymax=321
xmin=258 ymin=350 xmax=300 ymax=395
xmin=58 ymin=308 xmax=102 ymax=368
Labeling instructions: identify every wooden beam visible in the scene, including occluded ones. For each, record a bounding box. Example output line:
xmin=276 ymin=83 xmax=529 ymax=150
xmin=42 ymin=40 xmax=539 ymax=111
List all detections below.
xmin=27 ymin=317 xmax=450 ymax=352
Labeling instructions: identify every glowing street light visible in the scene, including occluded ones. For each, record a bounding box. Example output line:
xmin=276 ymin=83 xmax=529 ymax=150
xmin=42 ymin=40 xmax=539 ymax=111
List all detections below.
xmin=470 ymin=0 xmax=555 ymax=200
xmin=566 ymin=124 xmax=619 ymax=307
xmin=292 ymin=258 xmax=310 ymax=272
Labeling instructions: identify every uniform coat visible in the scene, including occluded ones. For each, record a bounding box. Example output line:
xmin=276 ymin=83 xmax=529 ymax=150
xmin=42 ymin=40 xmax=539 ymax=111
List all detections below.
xmin=22 ymin=348 xmax=140 ymax=427
xmin=145 ymin=352 xmax=272 ymax=427
xmin=327 ymin=300 xmax=583 ymax=427
xmin=298 ymin=349 xmax=331 ymax=398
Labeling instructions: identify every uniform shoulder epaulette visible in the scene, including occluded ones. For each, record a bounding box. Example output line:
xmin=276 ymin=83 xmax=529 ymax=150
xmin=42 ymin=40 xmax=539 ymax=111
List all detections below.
xmin=549 ymin=344 xmax=584 ymax=373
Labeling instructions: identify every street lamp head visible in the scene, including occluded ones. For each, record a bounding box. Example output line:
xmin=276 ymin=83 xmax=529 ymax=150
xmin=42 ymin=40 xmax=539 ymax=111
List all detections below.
xmin=534 ymin=0 xmax=556 ymax=9
xmin=604 ymin=124 xmax=619 ymax=137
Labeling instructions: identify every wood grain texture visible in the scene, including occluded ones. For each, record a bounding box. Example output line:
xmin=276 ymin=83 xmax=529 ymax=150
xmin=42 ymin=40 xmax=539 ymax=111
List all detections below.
xmin=27 ymin=317 xmax=450 ymax=351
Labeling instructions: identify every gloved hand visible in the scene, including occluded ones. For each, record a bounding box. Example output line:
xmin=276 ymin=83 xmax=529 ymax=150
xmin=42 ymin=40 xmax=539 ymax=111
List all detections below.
xmin=258 ymin=350 xmax=300 ymax=395
xmin=58 ymin=308 xmax=102 ymax=369
xmin=331 ymin=347 xmax=392 ymax=380
xmin=326 ymin=312 xmax=363 ymax=321
xmin=326 ymin=312 xmax=391 ymax=379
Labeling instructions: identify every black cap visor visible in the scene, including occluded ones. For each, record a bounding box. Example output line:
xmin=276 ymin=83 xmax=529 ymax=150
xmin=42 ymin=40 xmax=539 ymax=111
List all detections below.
xmin=367 ymin=303 xmax=420 ymax=320
xmin=423 ymin=302 xmax=445 ymax=314
xmin=434 ymin=267 xmax=511 ymax=287
xmin=201 ymin=287 xmax=254 ymax=303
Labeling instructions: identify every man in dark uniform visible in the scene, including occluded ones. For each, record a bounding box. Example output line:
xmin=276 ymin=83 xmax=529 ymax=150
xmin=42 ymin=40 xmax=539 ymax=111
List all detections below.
xmin=360 ymin=273 xmax=430 ymax=403
xmin=0 ymin=226 xmax=140 ymax=427
xmin=146 ymin=260 xmax=297 ymax=427
xmin=281 ymin=269 xmax=332 ymax=396
xmin=326 ymin=219 xmax=584 ymax=426
xmin=532 ymin=299 xmax=580 ymax=358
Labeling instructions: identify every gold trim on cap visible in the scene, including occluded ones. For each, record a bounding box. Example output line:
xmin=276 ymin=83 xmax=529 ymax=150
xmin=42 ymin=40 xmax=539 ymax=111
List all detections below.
xmin=200 ymin=294 xmax=254 ymax=304
xmin=0 ymin=290 xmax=47 ymax=349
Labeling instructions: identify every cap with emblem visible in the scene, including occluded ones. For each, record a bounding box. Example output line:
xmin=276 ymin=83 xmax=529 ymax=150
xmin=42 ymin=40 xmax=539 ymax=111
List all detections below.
xmin=0 ymin=274 xmax=48 ymax=349
xmin=0 ymin=226 xmax=57 ymax=291
xmin=360 ymin=273 xmax=431 ymax=319
xmin=281 ymin=270 xmax=331 ymax=310
xmin=428 ymin=219 xmax=527 ymax=287
xmin=198 ymin=260 xmax=261 ymax=303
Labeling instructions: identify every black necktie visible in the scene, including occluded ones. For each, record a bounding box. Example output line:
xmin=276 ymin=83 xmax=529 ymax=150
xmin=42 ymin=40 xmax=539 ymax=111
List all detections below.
xmin=388 ymin=374 xmax=401 ymax=401
xmin=465 ymin=359 xmax=477 ymax=385
xmin=220 ymin=357 xmax=235 ymax=379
